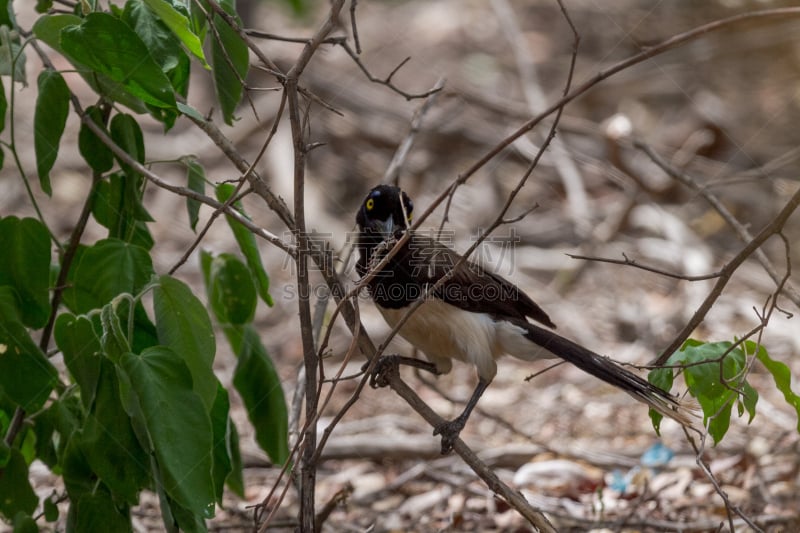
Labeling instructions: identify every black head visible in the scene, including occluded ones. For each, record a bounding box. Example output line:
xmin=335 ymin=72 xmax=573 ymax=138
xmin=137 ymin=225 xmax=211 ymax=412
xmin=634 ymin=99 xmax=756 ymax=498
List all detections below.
xmin=355 ymin=185 xmax=414 ymax=239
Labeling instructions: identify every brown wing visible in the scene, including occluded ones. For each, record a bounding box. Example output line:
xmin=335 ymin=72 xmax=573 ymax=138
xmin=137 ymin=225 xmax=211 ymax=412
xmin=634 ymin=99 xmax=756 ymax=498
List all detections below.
xmin=404 ymin=233 xmax=556 ymax=328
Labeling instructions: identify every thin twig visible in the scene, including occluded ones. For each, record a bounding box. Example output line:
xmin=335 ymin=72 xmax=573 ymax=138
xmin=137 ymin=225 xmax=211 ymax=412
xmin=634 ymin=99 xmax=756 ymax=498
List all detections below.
xmin=636 ymin=141 xmax=800 ymax=308
xmin=491 ymin=0 xmax=590 ymax=231
xmin=83 ymin=116 xmax=296 ymax=257
xmin=169 ymin=91 xmax=289 ymax=275
xmin=650 ymin=156 xmax=800 ymax=365
xmin=349 ymin=0 xmax=361 ymax=54
xmin=450 ymin=7 xmax=800 ymax=208
xmin=383 ymin=77 xmax=446 ymax=185
xmin=566 ymin=252 xmax=723 ymax=281
xmin=281 ymin=3 xmax=347 ymax=532
xmin=336 ymin=40 xmax=442 ymax=100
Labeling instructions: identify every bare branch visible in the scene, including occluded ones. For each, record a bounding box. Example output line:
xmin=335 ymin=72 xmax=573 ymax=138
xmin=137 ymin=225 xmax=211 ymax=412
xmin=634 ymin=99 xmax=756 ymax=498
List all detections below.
xmin=452 ymin=7 xmax=800 ymax=200
xmin=337 ymin=40 xmax=442 ymax=100
xmin=282 ymin=3 xmax=348 ymax=532
xmin=567 ymin=252 xmax=723 ymax=281
xmin=635 ymin=141 xmax=800 ymax=308
xmin=383 ymin=77 xmax=446 ymax=185
xmin=653 ymin=168 xmax=800 ymax=365
xmin=349 ymin=0 xmax=362 ymax=54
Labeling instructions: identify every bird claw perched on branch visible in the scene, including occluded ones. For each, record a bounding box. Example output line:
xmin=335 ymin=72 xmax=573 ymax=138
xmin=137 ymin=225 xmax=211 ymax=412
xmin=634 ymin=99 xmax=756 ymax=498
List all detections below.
xmin=433 ymin=418 xmax=466 ymax=454
xmin=365 ymin=354 xmax=440 ymax=389
xmin=365 ymin=354 xmax=401 ymax=389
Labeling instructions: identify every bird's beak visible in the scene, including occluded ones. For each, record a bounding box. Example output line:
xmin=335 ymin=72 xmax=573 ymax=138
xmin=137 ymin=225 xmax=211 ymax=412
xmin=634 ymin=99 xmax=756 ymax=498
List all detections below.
xmin=372 ymin=216 xmax=394 ymax=239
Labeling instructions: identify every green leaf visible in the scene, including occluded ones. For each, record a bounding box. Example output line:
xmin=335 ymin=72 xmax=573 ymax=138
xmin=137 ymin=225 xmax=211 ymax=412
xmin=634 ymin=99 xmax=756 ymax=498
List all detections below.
xmin=141 ymin=0 xmax=208 ymax=66
xmin=0 ymin=449 xmax=38 ymax=518
xmin=663 ymin=339 xmax=753 ymax=444
xmin=33 ymin=70 xmax=70 ymax=196
xmin=0 ymin=216 xmax=52 ymax=328
xmin=0 ymin=287 xmax=58 ymax=412
xmin=231 ymin=326 xmax=288 ymax=465
xmin=739 ymin=381 xmax=758 ymax=423
xmin=0 ymin=0 xmax=14 ymax=27
xmin=36 ymin=0 xmax=54 ymax=13
xmin=33 ymin=14 xmax=148 ymax=113
xmin=177 ymin=101 xmax=204 ymax=121
xmin=184 ymin=158 xmax=205 ymax=231
xmin=0 ymin=26 xmax=26 ymax=84
xmin=54 ymin=313 xmax=102 ymax=409
xmin=216 ymin=184 xmax=273 ymax=307
xmin=0 ymin=75 xmax=7 ymax=135
xmin=210 ymin=0 xmax=248 ymax=125
xmin=122 ymin=0 xmax=192 ymax=125
xmin=162 ymin=494 xmax=208 ymax=533
xmin=43 ymin=496 xmax=59 ymax=522
xmin=647 ymin=365 xmax=673 ymax=435
xmin=100 ymin=300 xmax=132 ymax=364
xmin=65 ymin=238 xmax=154 ymax=313
xmin=210 ymin=384 xmax=244 ymax=502
xmin=78 ymin=106 xmax=114 ymax=173
xmin=30 ymin=406 xmax=57 ymax=469
xmin=120 ymin=347 xmax=215 ymax=516
xmin=13 ymin=511 xmax=38 ymax=533
xmin=0 ymin=439 xmax=8 ymax=468
xmin=31 ymin=14 xmax=82 ymax=47
xmin=188 ymin=0 xmax=209 ymax=41
xmin=61 ymin=433 xmax=95 ymax=500
xmin=60 ymin=13 xmax=177 ymax=108
xmin=35 ymin=394 xmax=82 ymax=470
xmin=67 ymin=489 xmax=132 ymax=533
xmin=81 ymin=358 xmax=150 ymax=505
xmin=109 ymin=113 xmax=146 ymax=176
xmin=199 ymin=249 xmax=213 ymax=288
xmin=122 ymin=0 xmax=184 ymax=73
xmin=153 ymin=275 xmax=216 ymax=410
xmin=225 ymin=406 xmax=244 ymax=497
xmin=91 ymin=173 xmax=155 ymax=249
xmin=753 ymin=341 xmax=800 ymax=432
xmin=208 ymin=253 xmax=256 ymax=325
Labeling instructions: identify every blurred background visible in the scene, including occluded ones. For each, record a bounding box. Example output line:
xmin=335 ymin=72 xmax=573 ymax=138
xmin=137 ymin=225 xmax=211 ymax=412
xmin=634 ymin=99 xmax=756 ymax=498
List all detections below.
xmin=5 ymin=0 xmax=800 ymax=530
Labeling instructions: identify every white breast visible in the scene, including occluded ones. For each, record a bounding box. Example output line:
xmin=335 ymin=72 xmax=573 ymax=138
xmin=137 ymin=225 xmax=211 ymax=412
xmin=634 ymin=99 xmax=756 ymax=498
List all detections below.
xmin=377 ymin=299 xmax=558 ymax=381
xmin=376 ymin=299 xmax=499 ymax=380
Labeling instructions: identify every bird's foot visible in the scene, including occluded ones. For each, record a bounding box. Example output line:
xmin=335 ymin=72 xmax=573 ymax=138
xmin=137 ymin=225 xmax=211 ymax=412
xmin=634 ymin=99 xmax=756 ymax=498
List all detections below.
xmin=364 ymin=354 xmax=440 ymax=389
xmin=364 ymin=354 xmax=402 ymax=389
xmin=433 ymin=418 xmax=466 ymax=455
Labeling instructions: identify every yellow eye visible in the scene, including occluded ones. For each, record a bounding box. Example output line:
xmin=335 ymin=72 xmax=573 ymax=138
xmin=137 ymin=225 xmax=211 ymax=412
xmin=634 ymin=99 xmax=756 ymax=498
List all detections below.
xmin=366 ymin=198 xmax=375 ymax=210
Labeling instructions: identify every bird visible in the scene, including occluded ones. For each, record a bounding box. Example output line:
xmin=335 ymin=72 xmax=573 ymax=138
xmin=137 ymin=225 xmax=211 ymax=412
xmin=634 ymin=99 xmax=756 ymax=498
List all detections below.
xmin=355 ymin=184 xmax=695 ymax=453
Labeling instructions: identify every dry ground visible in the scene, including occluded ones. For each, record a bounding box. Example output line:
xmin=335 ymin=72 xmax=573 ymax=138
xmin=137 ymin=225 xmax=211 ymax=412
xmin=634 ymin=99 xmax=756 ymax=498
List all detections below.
xmin=4 ymin=0 xmax=800 ymax=531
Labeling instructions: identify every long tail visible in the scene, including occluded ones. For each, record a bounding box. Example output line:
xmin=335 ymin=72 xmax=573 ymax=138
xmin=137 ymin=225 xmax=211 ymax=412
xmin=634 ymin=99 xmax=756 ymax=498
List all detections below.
xmin=519 ymin=320 xmax=697 ymax=427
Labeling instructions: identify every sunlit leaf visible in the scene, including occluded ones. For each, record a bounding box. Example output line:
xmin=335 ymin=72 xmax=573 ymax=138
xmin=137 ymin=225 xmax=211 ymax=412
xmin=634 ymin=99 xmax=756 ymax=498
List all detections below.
xmin=61 ymin=13 xmax=176 ymax=108
xmin=141 ymin=0 xmax=208 ymax=66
